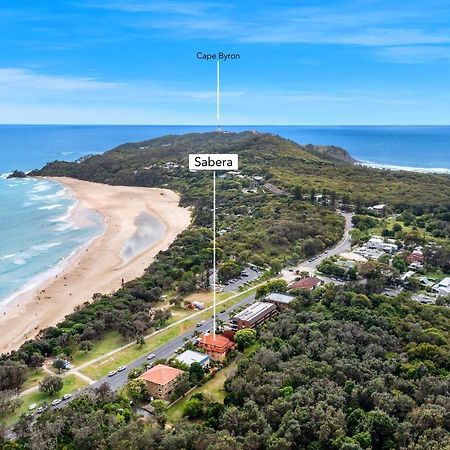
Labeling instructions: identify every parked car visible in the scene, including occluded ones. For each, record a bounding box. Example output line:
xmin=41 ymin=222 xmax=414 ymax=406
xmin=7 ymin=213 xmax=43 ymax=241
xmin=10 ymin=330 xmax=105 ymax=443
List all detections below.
xmin=29 ymin=403 xmax=37 ymax=411
xmin=36 ymin=406 xmax=44 ymax=414
xmin=117 ymin=366 xmax=126 ymax=372
xmin=51 ymin=399 xmax=61 ymax=406
xmin=63 ymin=394 xmax=72 ymax=400
xmin=108 ymin=370 xmax=117 ymax=377
xmin=147 ymin=353 xmax=155 ymax=360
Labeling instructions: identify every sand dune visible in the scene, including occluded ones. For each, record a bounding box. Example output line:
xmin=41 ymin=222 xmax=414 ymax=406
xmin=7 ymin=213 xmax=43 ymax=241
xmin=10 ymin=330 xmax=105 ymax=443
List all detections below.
xmin=0 ymin=177 xmax=191 ymax=354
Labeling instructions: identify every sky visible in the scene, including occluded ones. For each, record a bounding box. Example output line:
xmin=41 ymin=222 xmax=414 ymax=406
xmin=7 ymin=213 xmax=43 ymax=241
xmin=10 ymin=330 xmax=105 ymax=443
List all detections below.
xmin=1 ymin=0 xmax=450 ymax=125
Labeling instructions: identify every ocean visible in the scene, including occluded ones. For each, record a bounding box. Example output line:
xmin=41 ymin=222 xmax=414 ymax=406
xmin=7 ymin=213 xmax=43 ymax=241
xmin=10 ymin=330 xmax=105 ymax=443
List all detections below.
xmin=0 ymin=125 xmax=449 ymax=307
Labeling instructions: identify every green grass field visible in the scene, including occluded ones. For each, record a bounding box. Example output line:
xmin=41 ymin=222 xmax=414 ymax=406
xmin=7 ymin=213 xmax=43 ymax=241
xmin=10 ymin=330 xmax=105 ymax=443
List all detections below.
xmin=71 ymin=331 xmax=125 ymax=366
xmin=2 ymin=374 xmax=88 ymax=426
xmin=20 ymin=368 xmax=46 ymax=392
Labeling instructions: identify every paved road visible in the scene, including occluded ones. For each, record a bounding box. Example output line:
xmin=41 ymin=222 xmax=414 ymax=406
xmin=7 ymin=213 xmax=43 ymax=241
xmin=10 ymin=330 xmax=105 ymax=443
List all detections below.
xmin=55 ymin=292 xmax=256 ymax=404
xmin=282 ymin=212 xmax=353 ymax=283
xmin=209 ymin=267 xmax=261 ymax=293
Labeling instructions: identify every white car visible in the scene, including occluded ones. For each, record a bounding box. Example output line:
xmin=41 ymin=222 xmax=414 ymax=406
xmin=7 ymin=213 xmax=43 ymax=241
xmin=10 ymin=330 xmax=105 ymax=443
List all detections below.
xmin=36 ymin=406 xmax=44 ymax=414
xmin=117 ymin=366 xmax=126 ymax=372
xmin=51 ymin=399 xmax=61 ymax=406
xmin=63 ymin=394 xmax=72 ymax=400
xmin=147 ymin=353 xmax=155 ymax=360
xmin=28 ymin=403 xmax=37 ymax=411
xmin=108 ymin=370 xmax=117 ymax=377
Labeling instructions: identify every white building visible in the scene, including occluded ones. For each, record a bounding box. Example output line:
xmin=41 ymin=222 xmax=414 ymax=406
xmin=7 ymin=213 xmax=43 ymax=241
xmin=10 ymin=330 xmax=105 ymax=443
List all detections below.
xmin=175 ymin=350 xmax=210 ymax=368
xmin=432 ymin=277 xmax=450 ymax=297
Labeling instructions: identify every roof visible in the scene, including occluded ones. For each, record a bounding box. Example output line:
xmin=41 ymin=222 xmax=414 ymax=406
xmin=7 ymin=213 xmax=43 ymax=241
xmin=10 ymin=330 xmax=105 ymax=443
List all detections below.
xmin=265 ymin=293 xmax=296 ymax=304
xmin=233 ymin=301 xmax=276 ymax=322
xmin=140 ymin=364 xmax=184 ymax=386
xmin=437 ymin=277 xmax=450 ymax=288
xmin=175 ymin=350 xmax=209 ymax=366
xmin=199 ymin=333 xmax=234 ymax=350
xmin=289 ymin=277 xmax=322 ymax=290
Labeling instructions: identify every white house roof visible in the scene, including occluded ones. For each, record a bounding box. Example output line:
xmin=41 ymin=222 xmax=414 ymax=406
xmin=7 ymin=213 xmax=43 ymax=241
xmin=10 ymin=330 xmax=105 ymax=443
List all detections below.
xmin=175 ymin=350 xmax=209 ymax=366
xmin=437 ymin=277 xmax=450 ymax=288
xmin=265 ymin=293 xmax=296 ymax=304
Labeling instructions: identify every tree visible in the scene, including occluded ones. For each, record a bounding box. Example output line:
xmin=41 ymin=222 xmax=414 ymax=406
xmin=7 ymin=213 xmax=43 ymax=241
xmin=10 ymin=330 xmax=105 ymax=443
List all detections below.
xmin=79 ymin=340 xmax=93 ymax=353
xmin=235 ymin=329 xmax=257 ymax=351
xmin=0 ymin=361 xmax=27 ymax=391
xmin=126 ymin=378 xmax=148 ymax=401
xmin=0 ymin=390 xmax=22 ymax=418
xmin=170 ymin=373 xmax=192 ymax=402
xmin=183 ymin=396 xmax=204 ymax=419
xmin=218 ymin=261 xmax=242 ymax=283
xmin=189 ymin=362 xmax=204 ymax=384
xmin=152 ymin=399 xmax=168 ymax=428
xmin=292 ymin=186 xmax=303 ymax=200
xmin=39 ymin=376 xmax=63 ymax=395
xmin=52 ymin=358 xmax=66 ymax=373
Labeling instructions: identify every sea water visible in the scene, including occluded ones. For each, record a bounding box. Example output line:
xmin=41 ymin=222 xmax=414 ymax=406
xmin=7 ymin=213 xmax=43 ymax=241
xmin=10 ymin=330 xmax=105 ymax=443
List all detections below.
xmin=0 ymin=124 xmax=449 ymax=308
xmin=0 ymin=175 xmax=102 ymax=306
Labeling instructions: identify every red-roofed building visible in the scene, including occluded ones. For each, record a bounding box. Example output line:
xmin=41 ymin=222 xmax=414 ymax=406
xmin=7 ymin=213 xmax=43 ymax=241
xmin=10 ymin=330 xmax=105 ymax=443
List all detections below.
xmin=407 ymin=251 xmax=424 ymax=264
xmin=198 ymin=333 xmax=234 ymax=362
xmin=289 ymin=277 xmax=322 ymax=291
xmin=139 ymin=364 xmax=184 ymax=400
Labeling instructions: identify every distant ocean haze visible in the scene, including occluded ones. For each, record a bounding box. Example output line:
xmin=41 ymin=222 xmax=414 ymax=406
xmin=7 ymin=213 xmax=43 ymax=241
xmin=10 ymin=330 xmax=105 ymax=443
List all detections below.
xmin=0 ymin=125 xmax=449 ymax=173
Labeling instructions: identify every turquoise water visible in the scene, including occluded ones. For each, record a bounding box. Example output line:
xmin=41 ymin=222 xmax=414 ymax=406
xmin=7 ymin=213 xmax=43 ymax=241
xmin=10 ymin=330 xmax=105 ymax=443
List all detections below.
xmin=0 ymin=124 xmax=449 ymax=307
xmin=0 ymin=175 xmax=102 ymax=305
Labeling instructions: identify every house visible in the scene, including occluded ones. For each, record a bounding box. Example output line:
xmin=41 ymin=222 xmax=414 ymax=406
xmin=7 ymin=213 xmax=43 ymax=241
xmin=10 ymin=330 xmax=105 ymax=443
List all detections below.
xmin=288 ymin=277 xmax=322 ymax=291
xmin=263 ymin=183 xmax=287 ymax=195
xmin=432 ymin=277 xmax=450 ymax=297
xmin=198 ymin=333 xmax=234 ymax=362
xmin=407 ymin=249 xmax=424 ymax=264
xmin=366 ymin=237 xmax=398 ymax=253
xmin=175 ymin=350 xmax=210 ymax=369
xmin=368 ymin=204 xmax=387 ymax=216
xmin=419 ymin=276 xmax=434 ymax=288
xmin=400 ymin=271 xmax=416 ymax=282
xmin=139 ymin=364 xmax=184 ymax=400
xmin=264 ymin=292 xmax=296 ymax=310
xmin=409 ymin=261 xmax=424 ymax=272
xmin=230 ymin=302 xmax=277 ymax=330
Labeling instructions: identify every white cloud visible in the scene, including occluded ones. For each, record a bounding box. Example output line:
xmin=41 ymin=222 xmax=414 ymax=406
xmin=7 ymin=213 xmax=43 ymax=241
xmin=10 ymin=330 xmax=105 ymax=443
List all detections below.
xmin=0 ymin=68 xmax=121 ymax=92
xmin=376 ymin=45 xmax=450 ymax=63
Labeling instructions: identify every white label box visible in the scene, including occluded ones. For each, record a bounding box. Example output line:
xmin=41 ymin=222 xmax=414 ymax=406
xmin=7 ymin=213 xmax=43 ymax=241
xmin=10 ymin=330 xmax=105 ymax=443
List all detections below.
xmin=189 ymin=154 xmax=239 ymax=171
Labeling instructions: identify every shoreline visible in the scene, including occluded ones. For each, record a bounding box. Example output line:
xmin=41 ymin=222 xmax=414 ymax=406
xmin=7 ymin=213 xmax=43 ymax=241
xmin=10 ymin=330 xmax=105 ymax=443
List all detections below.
xmin=0 ymin=177 xmax=191 ymax=354
xmin=357 ymin=161 xmax=450 ymax=174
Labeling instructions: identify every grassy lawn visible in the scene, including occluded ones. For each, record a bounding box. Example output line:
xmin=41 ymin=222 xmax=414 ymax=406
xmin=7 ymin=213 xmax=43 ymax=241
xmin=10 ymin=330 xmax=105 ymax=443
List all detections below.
xmin=71 ymin=331 xmax=125 ymax=366
xmin=2 ymin=374 xmax=88 ymax=426
xmin=81 ymin=320 xmax=198 ymax=380
xmin=166 ymin=361 xmax=238 ymax=424
xmin=20 ymin=368 xmax=46 ymax=392
xmin=80 ymin=287 xmax=258 ymax=381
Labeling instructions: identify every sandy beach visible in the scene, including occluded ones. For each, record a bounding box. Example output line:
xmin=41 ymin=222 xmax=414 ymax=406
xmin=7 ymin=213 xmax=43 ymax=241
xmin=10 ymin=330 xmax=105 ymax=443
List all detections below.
xmin=0 ymin=177 xmax=191 ymax=354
